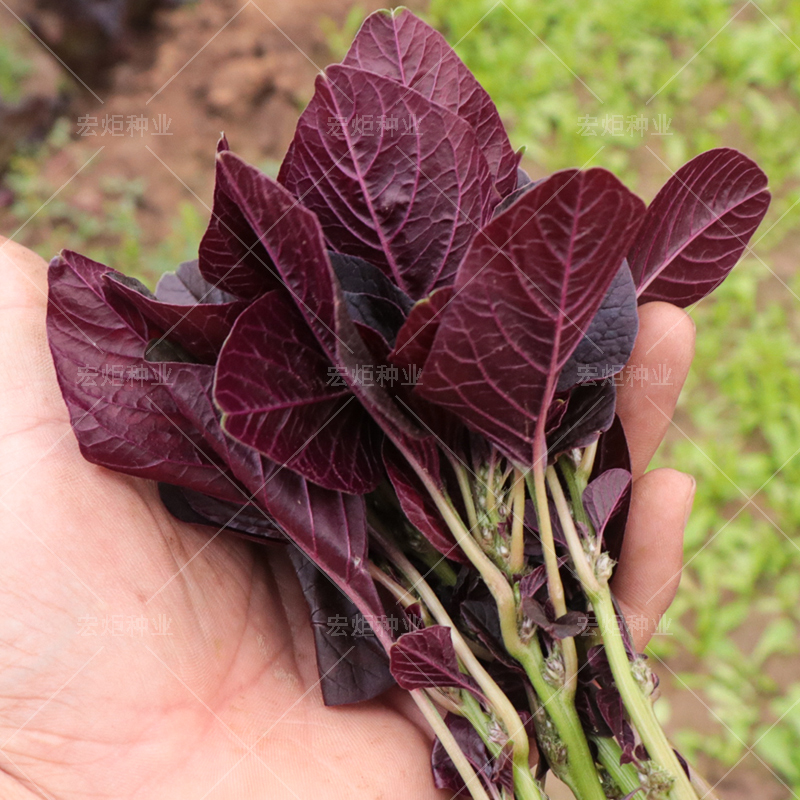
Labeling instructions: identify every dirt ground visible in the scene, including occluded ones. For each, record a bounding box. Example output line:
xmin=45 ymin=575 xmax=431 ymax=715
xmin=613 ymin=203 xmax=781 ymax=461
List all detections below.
xmin=0 ymin=1 xmax=791 ymax=797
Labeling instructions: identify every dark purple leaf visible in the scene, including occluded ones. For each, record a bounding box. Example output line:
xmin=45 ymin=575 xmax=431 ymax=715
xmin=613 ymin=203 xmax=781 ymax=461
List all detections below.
xmin=215 ymin=151 xmax=424 ymax=446
xmin=416 ymin=169 xmax=645 ymax=467
xmin=197 ymin=136 xmax=278 ymax=300
xmin=557 ymin=260 xmax=639 ymax=391
xmin=341 ymin=8 xmax=518 ymax=196
xmin=390 ymin=625 xmax=481 ymax=697
xmin=389 ymin=286 xmax=454 ymax=375
xmin=46 ymin=250 xmax=245 ymax=503
xmin=330 ymin=251 xmax=413 ymax=351
xmin=629 ymin=148 xmax=770 ymax=307
xmin=154 ymin=259 xmax=239 ymax=305
xmin=167 ymin=363 xmax=389 ymax=633
xmin=157 ymin=483 xmax=284 ymax=543
xmin=278 ymin=64 xmax=498 ymax=300
xmin=383 ymin=440 xmax=466 ymax=563
xmin=103 ymin=272 xmax=247 ymax=364
xmin=288 ymin=548 xmax=395 ymax=706
xmin=547 ymin=381 xmax=617 ymax=460
xmin=590 ymin=417 xmax=632 ymax=562
xmin=521 ymin=597 xmax=588 ymax=639
xmin=431 ymin=714 xmax=493 ymax=797
xmin=214 ymin=290 xmax=383 ymax=494
xmin=584 ymin=468 xmax=632 ymax=543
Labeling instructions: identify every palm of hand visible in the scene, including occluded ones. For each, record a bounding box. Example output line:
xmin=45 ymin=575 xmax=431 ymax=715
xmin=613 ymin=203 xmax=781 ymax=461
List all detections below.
xmin=0 ymin=237 xmax=694 ymax=800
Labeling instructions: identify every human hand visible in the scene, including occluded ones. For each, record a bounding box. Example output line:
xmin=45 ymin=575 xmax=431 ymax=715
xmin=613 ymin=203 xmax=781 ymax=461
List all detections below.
xmin=0 ymin=237 xmax=693 ymax=799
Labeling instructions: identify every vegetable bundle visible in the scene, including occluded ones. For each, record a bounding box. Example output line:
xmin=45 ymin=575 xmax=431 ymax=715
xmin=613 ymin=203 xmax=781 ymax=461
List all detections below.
xmin=45 ymin=8 xmax=770 ymax=800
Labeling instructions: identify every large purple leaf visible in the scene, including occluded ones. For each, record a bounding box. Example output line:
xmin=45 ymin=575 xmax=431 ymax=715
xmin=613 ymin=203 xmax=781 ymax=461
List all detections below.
xmin=216 ymin=151 xmax=423 ymax=445
xmin=214 ymin=290 xmax=383 ymax=494
xmin=288 ymin=548 xmax=395 ymax=706
xmin=389 ymin=625 xmax=481 ymax=696
xmin=629 ymin=148 xmax=770 ymax=306
xmin=103 ymin=273 xmax=247 ymax=364
xmin=416 ymin=169 xmax=645 ymax=466
xmin=341 ymin=8 xmax=518 ymax=197
xmin=197 ymin=136 xmax=279 ymax=300
xmin=557 ymin=260 xmax=639 ymax=392
xmin=46 ymin=250 xmax=245 ymax=503
xmin=277 ymin=64 xmax=498 ymax=300
xmin=167 ymin=363 xmax=388 ymax=632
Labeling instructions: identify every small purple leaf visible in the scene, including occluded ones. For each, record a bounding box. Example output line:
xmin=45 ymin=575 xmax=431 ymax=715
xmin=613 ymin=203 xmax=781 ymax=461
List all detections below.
xmin=154 ymin=259 xmax=239 ymax=305
xmin=584 ymin=468 xmax=632 ymax=542
xmin=390 ymin=625 xmax=481 ymax=697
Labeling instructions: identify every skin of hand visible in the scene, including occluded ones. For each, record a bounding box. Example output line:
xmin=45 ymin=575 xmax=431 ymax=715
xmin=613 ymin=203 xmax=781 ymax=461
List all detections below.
xmin=0 ymin=236 xmax=695 ymax=800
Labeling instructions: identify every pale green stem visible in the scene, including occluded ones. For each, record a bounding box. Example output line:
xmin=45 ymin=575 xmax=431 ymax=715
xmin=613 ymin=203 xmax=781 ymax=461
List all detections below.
xmin=576 ymin=440 xmax=598 ymax=486
xmin=373 ymin=531 xmax=545 ymax=800
xmin=450 ymin=455 xmax=480 ymax=531
xmin=508 ymin=468 xmax=526 ymax=574
xmin=548 ymin=463 xmax=698 ymax=800
xmin=531 ymin=462 xmax=579 ymax=698
xmin=411 ymin=689 xmax=493 ymax=800
xmin=592 ymin=736 xmax=643 ymax=797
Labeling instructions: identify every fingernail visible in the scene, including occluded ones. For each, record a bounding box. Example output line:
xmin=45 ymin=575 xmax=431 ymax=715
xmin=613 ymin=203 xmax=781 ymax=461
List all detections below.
xmin=684 ymin=475 xmax=696 ymax=526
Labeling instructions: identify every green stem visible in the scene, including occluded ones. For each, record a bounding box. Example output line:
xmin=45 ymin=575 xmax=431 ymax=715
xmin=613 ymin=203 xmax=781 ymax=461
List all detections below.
xmin=549 ymin=461 xmax=698 ymax=800
xmin=593 ymin=592 xmax=697 ymax=800
xmin=592 ymin=737 xmax=643 ymax=797
xmin=401 ymin=451 xmax=602 ymax=800
xmin=531 ymin=462 xmax=579 ymax=698
xmin=508 ymin=468 xmax=526 ymax=574
xmin=373 ymin=531 xmax=545 ymax=800
xmin=450 ymin=456 xmax=480 ymax=531
xmin=410 ymin=690 xmax=493 ymax=800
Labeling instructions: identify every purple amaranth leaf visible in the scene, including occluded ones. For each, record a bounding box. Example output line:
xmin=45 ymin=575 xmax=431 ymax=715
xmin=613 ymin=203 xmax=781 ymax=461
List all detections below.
xmin=417 ymin=169 xmax=644 ymax=467
xmin=591 ymin=416 xmax=632 ymax=562
xmin=197 ymin=135 xmax=278 ymax=300
xmin=212 ymin=151 xmax=424 ymax=446
xmin=46 ymin=250 xmax=245 ymax=504
xmin=341 ymin=8 xmax=519 ymax=197
xmin=331 ymin=251 xmax=413 ymax=353
xmin=547 ymin=381 xmax=617 ymax=460
xmin=431 ymin=714 xmax=494 ymax=798
xmin=288 ymin=548 xmax=395 ymax=706
xmin=389 ymin=286 xmax=454 ymax=376
xmin=383 ymin=440 xmax=467 ymax=563
xmin=167 ymin=363 xmax=389 ymax=636
xmin=390 ymin=625 xmax=482 ymax=697
xmin=154 ymin=258 xmax=239 ymax=305
xmin=521 ymin=597 xmax=588 ymax=639
xmin=629 ymin=148 xmax=770 ymax=307
xmin=584 ymin=468 xmax=632 ymax=543
xmin=278 ymin=64 xmax=498 ymax=300
xmin=214 ymin=290 xmax=383 ymax=495
xmin=157 ymin=483 xmax=284 ymax=543
xmin=103 ymin=272 xmax=248 ymax=364
xmin=557 ymin=260 xmax=639 ymax=392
